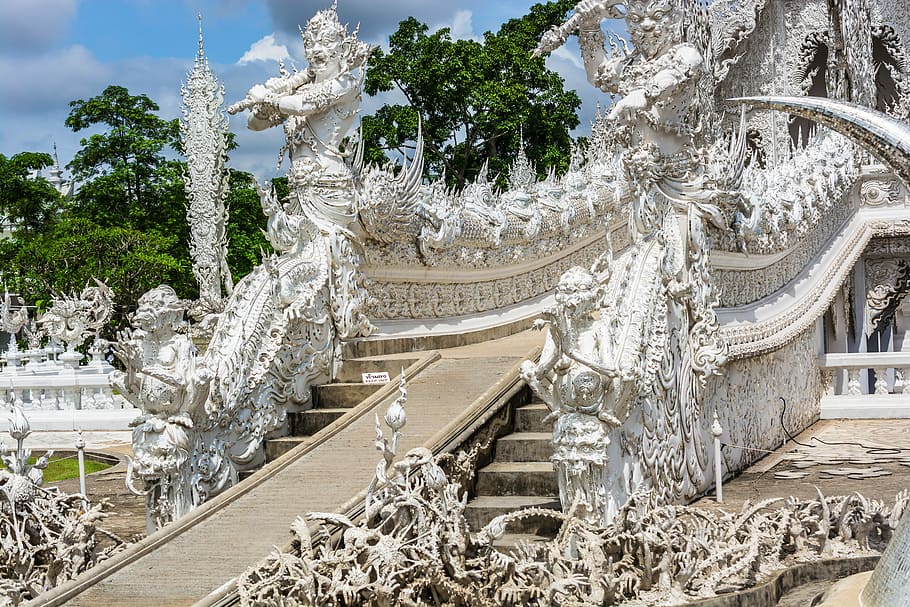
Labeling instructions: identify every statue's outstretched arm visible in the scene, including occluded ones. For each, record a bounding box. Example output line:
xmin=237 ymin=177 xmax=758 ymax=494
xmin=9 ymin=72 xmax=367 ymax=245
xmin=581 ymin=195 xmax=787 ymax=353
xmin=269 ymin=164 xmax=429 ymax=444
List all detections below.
xmin=274 ymin=75 xmax=357 ymax=117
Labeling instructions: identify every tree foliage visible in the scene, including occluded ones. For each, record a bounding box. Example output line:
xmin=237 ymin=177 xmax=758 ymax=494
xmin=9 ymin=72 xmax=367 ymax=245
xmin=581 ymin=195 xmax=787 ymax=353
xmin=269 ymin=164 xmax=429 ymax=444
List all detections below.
xmin=0 ymin=86 xmax=195 ymax=324
xmin=0 ymin=152 xmax=61 ymax=236
xmin=224 ymin=170 xmax=269 ymax=280
xmin=363 ymin=0 xmax=580 ymax=190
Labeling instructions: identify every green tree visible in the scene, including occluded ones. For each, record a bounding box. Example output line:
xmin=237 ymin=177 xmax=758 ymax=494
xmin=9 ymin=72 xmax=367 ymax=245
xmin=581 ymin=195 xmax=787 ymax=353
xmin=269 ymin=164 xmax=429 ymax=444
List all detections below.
xmin=0 ymin=218 xmax=191 ymax=329
xmin=62 ymin=85 xmax=194 ymax=302
xmin=363 ymin=0 xmax=580 ymax=190
xmin=0 ymin=152 xmax=61 ymax=236
xmin=65 ymin=85 xmax=184 ymax=232
xmin=0 ymin=86 xmax=198 ymax=325
xmin=224 ymin=170 xmax=270 ymax=280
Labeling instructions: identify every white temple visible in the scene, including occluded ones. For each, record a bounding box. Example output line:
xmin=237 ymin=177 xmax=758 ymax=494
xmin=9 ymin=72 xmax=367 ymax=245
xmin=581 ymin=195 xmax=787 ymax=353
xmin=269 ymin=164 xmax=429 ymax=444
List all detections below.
xmin=9 ymin=0 xmax=910 ymax=605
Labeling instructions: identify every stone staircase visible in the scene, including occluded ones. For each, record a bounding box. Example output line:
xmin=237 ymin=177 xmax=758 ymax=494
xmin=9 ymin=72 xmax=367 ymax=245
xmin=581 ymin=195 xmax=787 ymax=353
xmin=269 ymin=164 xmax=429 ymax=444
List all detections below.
xmin=265 ymin=357 xmax=418 ymax=461
xmin=464 ymin=396 xmax=562 ymax=545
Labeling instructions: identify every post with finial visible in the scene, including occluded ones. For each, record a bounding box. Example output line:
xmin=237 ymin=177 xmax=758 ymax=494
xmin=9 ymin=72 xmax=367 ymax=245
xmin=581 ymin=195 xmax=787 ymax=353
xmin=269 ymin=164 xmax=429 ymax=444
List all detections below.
xmin=711 ymin=410 xmax=724 ymax=504
xmin=75 ymin=429 xmax=87 ymax=507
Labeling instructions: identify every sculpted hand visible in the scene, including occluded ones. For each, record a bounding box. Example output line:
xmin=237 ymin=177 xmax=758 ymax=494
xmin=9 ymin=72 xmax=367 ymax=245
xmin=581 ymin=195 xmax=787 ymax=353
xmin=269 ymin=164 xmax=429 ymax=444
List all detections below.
xmin=247 ymin=84 xmax=272 ymax=103
xmin=575 ymin=0 xmax=608 ymax=27
xmin=609 ymin=89 xmax=649 ymax=122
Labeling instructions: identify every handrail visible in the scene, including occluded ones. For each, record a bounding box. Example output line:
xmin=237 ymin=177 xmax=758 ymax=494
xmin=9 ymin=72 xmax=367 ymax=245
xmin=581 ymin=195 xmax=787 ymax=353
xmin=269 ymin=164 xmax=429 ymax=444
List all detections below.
xmin=29 ymin=351 xmax=441 ymax=607
xmin=819 ymin=352 xmax=910 ymax=369
xmin=193 ymin=345 xmax=542 ymax=607
xmin=718 ymin=205 xmax=910 ymax=359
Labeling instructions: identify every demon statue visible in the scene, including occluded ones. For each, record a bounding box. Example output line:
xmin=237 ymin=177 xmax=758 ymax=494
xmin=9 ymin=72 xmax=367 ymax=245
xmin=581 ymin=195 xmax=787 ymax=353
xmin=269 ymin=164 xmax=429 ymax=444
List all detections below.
xmin=112 ymin=285 xmax=213 ymax=532
xmin=521 ymin=263 xmax=639 ymax=524
xmin=525 ymin=0 xmax=745 ymax=520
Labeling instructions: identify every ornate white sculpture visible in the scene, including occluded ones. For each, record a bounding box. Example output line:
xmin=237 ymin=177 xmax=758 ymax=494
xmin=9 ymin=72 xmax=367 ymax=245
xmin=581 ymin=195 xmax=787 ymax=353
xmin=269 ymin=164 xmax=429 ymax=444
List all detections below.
xmin=113 ymin=285 xmax=212 ymax=531
xmin=181 ymin=17 xmax=233 ymax=317
xmin=519 ymin=0 xmax=747 ymax=520
xmin=120 ymin=4 xmax=384 ymax=528
xmin=0 ymin=290 xmax=28 ymax=365
xmin=521 ymin=264 xmax=638 ymax=525
xmin=237 ymin=395 xmax=908 ymax=606
xmin=229 ymin=1 xmax=375 ymax=339
xmin=0 ymin=406 xmax=123 ymax=604
xmin=38 ymin=279 xmax=113 ymax=359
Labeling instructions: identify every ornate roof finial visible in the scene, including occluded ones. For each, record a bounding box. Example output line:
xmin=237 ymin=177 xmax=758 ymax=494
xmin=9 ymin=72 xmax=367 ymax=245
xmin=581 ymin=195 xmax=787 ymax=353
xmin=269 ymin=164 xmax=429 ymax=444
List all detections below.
xmin=196 ymin=14 xmax=205 ymax=66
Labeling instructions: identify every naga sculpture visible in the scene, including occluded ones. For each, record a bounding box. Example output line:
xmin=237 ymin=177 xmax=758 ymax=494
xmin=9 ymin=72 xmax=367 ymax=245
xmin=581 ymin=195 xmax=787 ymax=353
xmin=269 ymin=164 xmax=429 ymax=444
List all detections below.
xmin=522 ymin=0 xmax=748 ymax=520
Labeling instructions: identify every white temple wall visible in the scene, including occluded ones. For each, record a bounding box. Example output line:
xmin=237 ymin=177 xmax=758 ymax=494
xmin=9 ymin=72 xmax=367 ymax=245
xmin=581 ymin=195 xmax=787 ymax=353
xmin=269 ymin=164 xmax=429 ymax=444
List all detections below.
xmin=705 ymin=323 xmax=823 ymax=479
xmin=872 ymin=0 xmax=910 ymax=56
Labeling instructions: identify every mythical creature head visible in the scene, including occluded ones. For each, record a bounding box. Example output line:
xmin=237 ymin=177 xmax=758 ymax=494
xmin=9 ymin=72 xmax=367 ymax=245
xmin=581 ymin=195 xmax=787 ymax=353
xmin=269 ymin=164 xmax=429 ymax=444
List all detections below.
xmin=622 ymin=0 xmax=683 ymax=59
xmin=301 ymin=1 xmax=371 ymax=72
xmin=132 ymin=285 xmax=185 ymax=335
xmin=555 ymin=266 xmax=600 ymax=315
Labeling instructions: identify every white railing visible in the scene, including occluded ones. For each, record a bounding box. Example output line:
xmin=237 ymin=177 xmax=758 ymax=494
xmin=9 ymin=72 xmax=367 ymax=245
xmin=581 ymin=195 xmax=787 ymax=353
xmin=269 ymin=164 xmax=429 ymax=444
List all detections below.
xmin=818 ymin=352 xmax=910 ymax=395
xmin=817 ymin=352 xmax=910 ymax=418
xmin=0 ymin=344 xmax=121 ymax=410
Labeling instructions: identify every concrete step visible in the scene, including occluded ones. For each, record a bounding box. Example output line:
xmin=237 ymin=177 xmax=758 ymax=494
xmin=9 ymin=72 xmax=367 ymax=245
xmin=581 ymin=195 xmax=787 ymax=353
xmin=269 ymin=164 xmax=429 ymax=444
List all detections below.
xmin=288 ymin=408 xmax=349 ymax=436
xmin=513 ymin=403 xmax=551 ymax=433
xmin=265 ymin=436 xmax=309 ymax=462
xmin=313 ymin=382 xmax=381 ymax=409
xmin=334 ymin=357 xmax=419 ymax=383
xmin=474 ymin=461 xmax=557 ymax=497
xmin=494 ymin=432 xmax=551 ymax=462
xmin=464 ymin=495 xmax=561 ymax=534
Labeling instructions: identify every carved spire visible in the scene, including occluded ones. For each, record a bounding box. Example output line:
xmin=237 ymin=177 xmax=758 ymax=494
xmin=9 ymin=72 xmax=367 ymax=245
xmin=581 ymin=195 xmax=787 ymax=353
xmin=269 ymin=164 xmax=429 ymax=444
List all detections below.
xmin=180 ymin=16 xmax=233 ymax=314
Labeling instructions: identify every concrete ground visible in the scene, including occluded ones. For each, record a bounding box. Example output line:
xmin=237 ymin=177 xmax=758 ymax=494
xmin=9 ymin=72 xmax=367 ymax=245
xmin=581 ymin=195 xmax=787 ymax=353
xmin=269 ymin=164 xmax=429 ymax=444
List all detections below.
xmin=692 ymin=418 xmax=910 ymax=511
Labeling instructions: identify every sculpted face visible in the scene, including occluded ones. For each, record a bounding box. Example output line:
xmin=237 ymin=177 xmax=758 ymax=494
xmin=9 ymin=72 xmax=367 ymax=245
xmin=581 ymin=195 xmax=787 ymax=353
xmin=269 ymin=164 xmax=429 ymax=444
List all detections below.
xmin=555 ymin=267 xmax=598 ymax=315
xmin=303 ymin=8 xmax=347 ymax=75
xmin=133 ymin=285 xmax=184 ymax=334
xmin=624 ymin=0 xmax=680 ymax=58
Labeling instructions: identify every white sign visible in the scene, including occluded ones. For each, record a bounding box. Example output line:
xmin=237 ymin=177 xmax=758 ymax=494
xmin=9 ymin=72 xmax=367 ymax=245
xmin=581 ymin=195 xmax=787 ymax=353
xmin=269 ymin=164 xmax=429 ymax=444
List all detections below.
xmin=362 ymin=371 xmax=391 ymax=384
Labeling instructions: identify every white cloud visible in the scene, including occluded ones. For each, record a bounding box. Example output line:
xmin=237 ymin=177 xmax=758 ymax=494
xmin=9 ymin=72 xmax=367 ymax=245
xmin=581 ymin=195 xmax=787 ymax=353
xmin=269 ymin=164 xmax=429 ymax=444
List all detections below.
xmin=549 ymin=45 xmax=583 ymax=71
xmin=237 ymin=34 xmax=289 ymax=65
xmin=0 ymin=45 xmax=111 ymax=112
xmin=0 ymin=0 xmax=77 ymax=54
xmin=449 ymin=10 xmax=477 ymax=41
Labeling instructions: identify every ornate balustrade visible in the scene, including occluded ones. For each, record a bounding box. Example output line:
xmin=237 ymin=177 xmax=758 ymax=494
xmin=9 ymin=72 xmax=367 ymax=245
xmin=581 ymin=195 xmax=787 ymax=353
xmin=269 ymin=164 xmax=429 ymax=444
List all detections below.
xmin=817 ymin=352 xmax=910 ymax=418
xmin=0 ymin=345 xmax=120 ymax=411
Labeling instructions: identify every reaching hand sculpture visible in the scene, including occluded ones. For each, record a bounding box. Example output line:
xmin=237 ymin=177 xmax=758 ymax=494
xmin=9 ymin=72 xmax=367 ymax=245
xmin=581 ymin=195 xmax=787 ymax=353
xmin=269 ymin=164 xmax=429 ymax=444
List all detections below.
xmin=111 ymin=285 xmax=212 ymax=532
xmin=521 ymin=265 xmax=638 ymax=524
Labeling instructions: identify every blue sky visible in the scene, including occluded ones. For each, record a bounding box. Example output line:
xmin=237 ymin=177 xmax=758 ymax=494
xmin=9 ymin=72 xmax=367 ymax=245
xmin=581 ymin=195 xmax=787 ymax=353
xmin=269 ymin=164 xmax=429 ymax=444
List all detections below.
xmin=0 ymin=0 xmax=609 ymax=180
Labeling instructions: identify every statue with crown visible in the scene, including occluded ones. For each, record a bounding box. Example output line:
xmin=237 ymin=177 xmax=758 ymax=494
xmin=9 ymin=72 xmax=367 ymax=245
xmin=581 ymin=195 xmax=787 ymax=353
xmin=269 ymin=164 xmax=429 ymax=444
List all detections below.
xmin=519 ymin=0 xmax=750 ymax=523
xmin=229 ymin=1 xmax=377 ymax=340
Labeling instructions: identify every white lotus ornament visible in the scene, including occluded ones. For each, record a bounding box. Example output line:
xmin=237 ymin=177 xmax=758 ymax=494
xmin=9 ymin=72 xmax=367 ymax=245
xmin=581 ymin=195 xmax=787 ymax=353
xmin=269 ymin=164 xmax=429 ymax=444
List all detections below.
xmin=8 ymin=405 xmax=31 ymax=442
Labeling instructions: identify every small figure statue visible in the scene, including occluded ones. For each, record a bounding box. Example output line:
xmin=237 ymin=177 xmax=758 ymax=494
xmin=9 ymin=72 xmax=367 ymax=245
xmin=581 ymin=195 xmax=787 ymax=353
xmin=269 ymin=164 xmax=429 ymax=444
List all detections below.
xmin=521 ymin=266 xmax=638 ymax=524
xmin=111 ymin=285 xmax=212 ymax=532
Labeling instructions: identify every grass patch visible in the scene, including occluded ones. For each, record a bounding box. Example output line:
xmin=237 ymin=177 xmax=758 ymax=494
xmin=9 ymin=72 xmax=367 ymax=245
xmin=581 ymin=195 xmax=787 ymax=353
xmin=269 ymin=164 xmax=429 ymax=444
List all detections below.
xmin=2 ymin=454 xmax=111 ymax=482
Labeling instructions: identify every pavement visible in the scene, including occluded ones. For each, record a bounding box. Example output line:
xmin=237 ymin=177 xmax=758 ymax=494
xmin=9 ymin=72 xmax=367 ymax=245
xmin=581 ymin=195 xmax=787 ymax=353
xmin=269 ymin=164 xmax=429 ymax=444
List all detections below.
xmin=692 ymin=418 xmax=910 ymax=511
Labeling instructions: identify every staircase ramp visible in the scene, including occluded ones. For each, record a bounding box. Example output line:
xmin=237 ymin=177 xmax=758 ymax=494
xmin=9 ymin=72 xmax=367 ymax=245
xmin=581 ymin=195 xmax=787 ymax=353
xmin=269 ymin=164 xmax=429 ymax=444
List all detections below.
xmin=32 ymin=331 xmax=542 ymax=607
